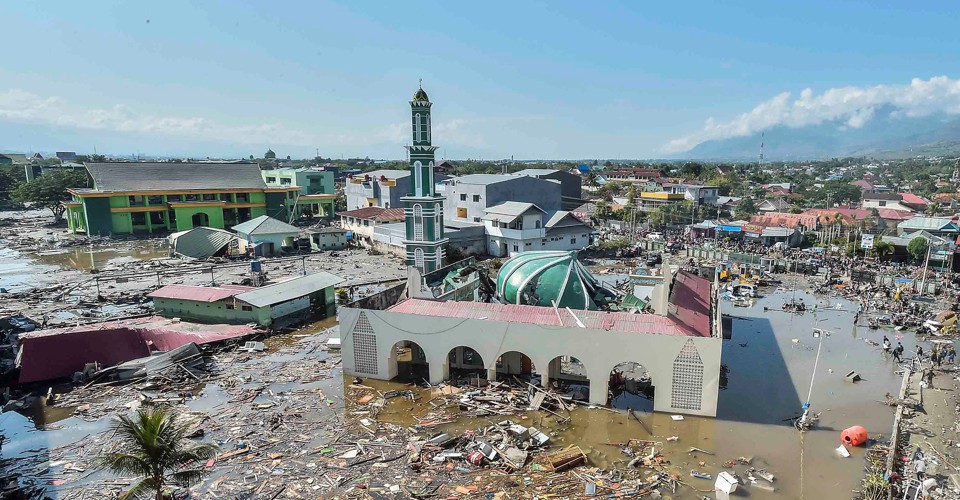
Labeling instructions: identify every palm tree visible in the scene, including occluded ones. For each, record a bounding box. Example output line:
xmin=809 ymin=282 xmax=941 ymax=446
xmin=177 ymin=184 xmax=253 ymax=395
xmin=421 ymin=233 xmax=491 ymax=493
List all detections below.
xmin=925 ymin=202 xmax=941 ymax=217
xmin=97 ymin=408 xmax=217 ymax=500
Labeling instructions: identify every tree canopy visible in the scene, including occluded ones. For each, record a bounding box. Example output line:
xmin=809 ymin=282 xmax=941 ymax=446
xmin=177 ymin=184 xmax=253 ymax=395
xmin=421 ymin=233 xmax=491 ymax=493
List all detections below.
xmin=907 ymin=237 xmax=929 ymax=262
xmin=11 ymin=170 xmax=89 ymax=222
xmin=734 ymin=197 xmax=758 ymax=220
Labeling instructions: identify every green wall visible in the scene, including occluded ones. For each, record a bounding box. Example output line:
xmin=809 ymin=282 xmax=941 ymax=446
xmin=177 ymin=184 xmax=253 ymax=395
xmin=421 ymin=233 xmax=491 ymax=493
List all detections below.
xmin=174 ymin=205 xmax=226 ymax=232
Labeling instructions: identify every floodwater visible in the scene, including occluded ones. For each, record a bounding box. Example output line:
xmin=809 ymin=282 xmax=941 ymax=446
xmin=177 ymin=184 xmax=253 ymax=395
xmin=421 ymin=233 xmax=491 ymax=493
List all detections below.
xmin=0 ymin=243 xmax=170 ymax=293
xmin=1 ymin=288 xmax=923 ymax=498
xmin=359 ymin=289 xmax=914 ymax=499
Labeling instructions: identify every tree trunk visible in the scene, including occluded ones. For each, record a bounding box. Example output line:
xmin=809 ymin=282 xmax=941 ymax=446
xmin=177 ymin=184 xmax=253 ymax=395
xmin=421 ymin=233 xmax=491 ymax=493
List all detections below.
xmin=51 ymin=204 xmax=65 ymax=223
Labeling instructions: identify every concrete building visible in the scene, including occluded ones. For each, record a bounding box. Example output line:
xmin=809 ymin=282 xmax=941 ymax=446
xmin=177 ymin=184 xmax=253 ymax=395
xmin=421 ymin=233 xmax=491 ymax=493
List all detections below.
xmin=342 ymin=266 xmax=723 ymax=417
xmin=339 ymin=206 xmax=406 ymax=239
xmin=262 ymin=167 xmax=336 ymax=218
xmin=604 ymin=168 xmax=664 ymax=183
xmin=344 ymin=170 xmax=449 ymax=211
xmin=64 ymin=163 xmax=299 ymax=236
xmin=514 ymin=168 xmax=582 ymax=210
xmin=149 ymin=272 xmax=342 ymax=326
xmin=439 ymin=174 xmax=562 ymax=223
xmin=482 ymin=202 xmax=593 ymax=257
xmin=232 ymin=215 xmax=301 ymax=256
xmin=862 ymin=192 xmax=915 ymax=212
xmin=307 ymin=227 xmax=349 ymax=251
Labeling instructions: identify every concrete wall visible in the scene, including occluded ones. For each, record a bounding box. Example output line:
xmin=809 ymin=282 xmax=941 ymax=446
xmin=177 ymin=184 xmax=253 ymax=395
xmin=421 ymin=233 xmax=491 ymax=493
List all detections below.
xmin=340 ymin=307 xmax=722 ymax=417
xmin=445 ymin=177 xmax=562 ymax=223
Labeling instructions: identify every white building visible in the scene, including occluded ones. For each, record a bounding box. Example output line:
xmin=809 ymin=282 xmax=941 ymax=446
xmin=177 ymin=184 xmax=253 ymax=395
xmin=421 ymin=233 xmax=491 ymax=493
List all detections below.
xmin=482 ymin=202 xmax=593 ymax=257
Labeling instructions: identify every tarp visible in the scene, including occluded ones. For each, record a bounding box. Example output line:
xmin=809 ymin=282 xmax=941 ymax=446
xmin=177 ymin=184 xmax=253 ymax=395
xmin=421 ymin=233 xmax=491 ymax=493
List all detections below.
xmin=112 ymin=343 xmax=202 ymax=380
xmin=717 ymin=225 xmax=742 ymax=232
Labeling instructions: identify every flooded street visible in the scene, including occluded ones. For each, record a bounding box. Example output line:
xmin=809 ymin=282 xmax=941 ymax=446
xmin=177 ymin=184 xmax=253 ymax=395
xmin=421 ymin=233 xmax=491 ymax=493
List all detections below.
xmin=0 ymin=277 xmax=921 ymax=498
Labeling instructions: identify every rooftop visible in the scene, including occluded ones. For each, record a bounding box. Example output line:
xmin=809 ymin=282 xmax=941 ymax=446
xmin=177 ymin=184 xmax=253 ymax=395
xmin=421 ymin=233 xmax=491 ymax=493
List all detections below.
xmin=451 ymin=174 xmax=521 ymax=186
xmin=484 ymin=201 xmax=545 ymax=217
xmin=386 ymin=298 xmax=706 ymax=337
xmin=339 ymin=206 xmax=406 ymax=221
xmin=83 ymin=162 xmax=267 ymax=193
xmin=514 ymin=168 xmax=560 ymax=176
xmin=231 ymin=215 xmax=300 ymax=236
xmin=234 ymin=271 xmax=343 ymax=308
xmin=147 ymin=284 xmax=252 ymax=303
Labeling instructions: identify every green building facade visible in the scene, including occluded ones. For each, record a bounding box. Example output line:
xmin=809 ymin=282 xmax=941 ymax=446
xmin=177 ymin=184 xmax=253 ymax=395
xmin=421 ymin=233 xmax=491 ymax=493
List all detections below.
xmin=261 ymin=167 xmax=337 ymax=218
xmin=64 ymin=162 xmax=300 ymax=236
xmin=401 ymin=84 xmax=449 ymax=273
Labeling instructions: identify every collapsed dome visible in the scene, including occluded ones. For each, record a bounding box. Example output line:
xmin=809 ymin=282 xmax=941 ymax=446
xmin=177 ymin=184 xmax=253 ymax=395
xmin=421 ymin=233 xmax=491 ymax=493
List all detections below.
xmin=496 ymin=251 xmax=616 ymax=310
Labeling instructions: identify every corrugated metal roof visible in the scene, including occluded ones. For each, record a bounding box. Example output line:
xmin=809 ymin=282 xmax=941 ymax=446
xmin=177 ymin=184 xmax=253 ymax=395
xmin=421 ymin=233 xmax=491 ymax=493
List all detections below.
xmin=898 ymin=217 xmax=957 ymax=231
xmin=85 ymin=162 xmax=267 ymax=192
xmin=484 ymin=201 xmax=544 ymax=216
xmin=514 ymin=168 xmax=559 ymax=176
xmin=232 ymin=215 xmax=300 ymax=236
xmin=386 ymin=298 xmax=706 ymax=337
xmin=339 ymin=207 xmax=406 ymax=221
xmin=171 ymin=226 xmax=239 ymax=259
xmin=668 ymin=271 xmax=711 ymax=336
xmin=147 ymin=284 xmax=252 ymax=302
xmin=235 ymin=271 xmax=343 ymax=307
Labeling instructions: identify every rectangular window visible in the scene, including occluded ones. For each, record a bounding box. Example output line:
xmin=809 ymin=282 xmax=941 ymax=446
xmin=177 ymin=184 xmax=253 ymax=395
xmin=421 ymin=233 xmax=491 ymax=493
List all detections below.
xmin=149 ymin=211 xmax=164 ymax=225
xmin=878 ymin=200 xmax=886 ymax=207
xmin=202 ymin=193 xmax=216 ymax=201
xmin=570 ymin=238 xmax=576 ymax=244
xmin=241 ymin=305 xmax=252 ymax=311
xmin=225 ymin=304 xmax=234 ymax=310
xmin=147 ymin=195 xmax=163 ymax=205
xmin=220 ymin=193 xmax=232 ymax=202
xmin=525 ymin=242 xmax=531 ymax=246
xmin=185 ymin=194 xmax=198 ymax=202
xmin=472 ymin=194 xmax=480 ymax=202
xmin=131 ymin=212 xmax=146 ymax=225
xmin=513 ymin=244 xmax=519 ymax=251
xmin=457 ymin=207 xmax=467 ymax=218
xmin=473 ymin=217 xmax=481 ymax=223
xmin=281 ymin=178 xmax=292 ymax=185
xmin=236 ymin=193 xmax=249 ymax=203
xmin=128 ymin=195 xmax=144 ymax=206
xmin=266 ymin=177 xmax=277 ymax=183
xmin=460 ymin=194 xmax=467 ymax=201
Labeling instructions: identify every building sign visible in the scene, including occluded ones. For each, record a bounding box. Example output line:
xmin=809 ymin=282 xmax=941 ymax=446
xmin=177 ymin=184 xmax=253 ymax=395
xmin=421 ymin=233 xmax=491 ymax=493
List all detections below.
xmin=743 ymin=224 xmax=764 ymax=235
xmin=717 ymin=225 xmax=742 ymax=233
xmin=860 ymin=234 xmax=874 ymax=249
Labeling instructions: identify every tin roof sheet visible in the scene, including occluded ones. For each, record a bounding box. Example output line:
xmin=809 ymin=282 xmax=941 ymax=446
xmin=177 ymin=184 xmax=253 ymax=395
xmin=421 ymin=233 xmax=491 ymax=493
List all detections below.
xmin=147 ymin=284 xmax=252 ymax=302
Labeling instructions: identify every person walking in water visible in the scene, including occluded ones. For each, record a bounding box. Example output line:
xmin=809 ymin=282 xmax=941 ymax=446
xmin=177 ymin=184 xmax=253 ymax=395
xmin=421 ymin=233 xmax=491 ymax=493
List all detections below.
xmin=892 ymin=342 xmax=903 ymax=363
xmin=882 ymin=336 xmax=891 ymax=352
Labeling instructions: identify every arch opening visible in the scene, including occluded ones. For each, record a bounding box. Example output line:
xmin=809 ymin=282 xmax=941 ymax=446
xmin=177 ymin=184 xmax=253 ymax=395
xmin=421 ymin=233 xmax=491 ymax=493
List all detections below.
xmin=547 ymin=355 xmax=589 ymax=402
xmin=191 ymin=212 xmax=209 ymax=228
xmin=390 ymin=340 xmax=429 ymax=384
xmin=608 ymin=361 xmax=654 ymax=412
xmin=495 ymin=351 xmax=539 ymax=385
xmin=447 ymin=346 xmax=486 ymax=382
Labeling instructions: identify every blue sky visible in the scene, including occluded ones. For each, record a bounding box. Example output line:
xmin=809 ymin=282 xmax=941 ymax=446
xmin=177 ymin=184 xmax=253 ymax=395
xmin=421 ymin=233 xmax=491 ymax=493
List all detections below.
xmin=1 ymin=1 xmax=959 ymax=159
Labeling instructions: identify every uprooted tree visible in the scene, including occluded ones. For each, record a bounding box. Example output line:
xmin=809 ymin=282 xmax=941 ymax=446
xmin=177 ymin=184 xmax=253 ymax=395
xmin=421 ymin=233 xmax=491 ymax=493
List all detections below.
xmin=11 ymin=170 xmax=89 ymax=222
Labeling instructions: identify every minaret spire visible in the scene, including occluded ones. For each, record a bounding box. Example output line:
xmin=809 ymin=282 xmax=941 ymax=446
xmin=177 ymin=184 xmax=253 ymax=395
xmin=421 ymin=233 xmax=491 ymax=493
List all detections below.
xmin=402 ymin=83 xmax=448 ymax=274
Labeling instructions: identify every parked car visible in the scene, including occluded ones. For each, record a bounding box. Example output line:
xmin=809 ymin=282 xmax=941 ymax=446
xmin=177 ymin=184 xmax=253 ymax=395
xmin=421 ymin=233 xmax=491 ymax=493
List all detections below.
xmin=646 ymin=252 xmax=662 ymax=266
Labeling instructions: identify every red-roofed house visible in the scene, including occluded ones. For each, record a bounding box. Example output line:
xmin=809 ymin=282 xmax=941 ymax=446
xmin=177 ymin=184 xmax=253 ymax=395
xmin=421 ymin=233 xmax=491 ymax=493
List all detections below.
xmin=850 ymin=179 xmax=875 ymax=192
xmin=339 ymin=206 xmax=406 ymax=239
xmin=900 ymin=192 xmax=930 ymax=211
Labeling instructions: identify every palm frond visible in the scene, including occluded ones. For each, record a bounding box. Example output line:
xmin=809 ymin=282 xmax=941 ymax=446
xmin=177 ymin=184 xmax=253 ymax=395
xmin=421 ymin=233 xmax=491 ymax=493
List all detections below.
xmin=169 ymin=469 xmax=207 ymax=487
xmin=96 ymin=453 xmax=151 ymax=477
xmin=119 ymin=477 xmax=159 ymax=500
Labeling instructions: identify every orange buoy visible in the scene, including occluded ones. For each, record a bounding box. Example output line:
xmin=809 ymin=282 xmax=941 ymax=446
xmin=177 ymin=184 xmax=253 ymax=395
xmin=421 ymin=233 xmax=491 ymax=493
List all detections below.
xmin=840 ymin=425 xmax=868 ymax=446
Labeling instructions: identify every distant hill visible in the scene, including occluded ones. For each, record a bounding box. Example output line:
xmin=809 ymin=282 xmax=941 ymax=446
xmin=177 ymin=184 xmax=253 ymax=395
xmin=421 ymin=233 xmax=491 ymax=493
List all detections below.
xmin=672 ymin=109 xmax=960 ymax=160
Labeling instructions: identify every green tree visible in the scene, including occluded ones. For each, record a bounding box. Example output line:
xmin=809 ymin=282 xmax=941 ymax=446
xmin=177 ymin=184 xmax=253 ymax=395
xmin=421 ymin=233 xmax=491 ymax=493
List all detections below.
xmin=734 ymin=197 xmax=758 ymax=220
xmin=11 ymin=170 xmax=89 ymax=222
xmin=97 ymin=408 xmax=217 ymax=500
xmin=907 ymin=237 xmax=929 ymax=262
xmin=0 ymin=167 xmax=23 ymax=202
xmin=925 ymin=202 xmax=941 ymax=216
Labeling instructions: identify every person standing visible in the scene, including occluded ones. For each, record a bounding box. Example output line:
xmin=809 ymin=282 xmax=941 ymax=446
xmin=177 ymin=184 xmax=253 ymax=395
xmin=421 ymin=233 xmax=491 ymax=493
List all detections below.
xmin=892 ymin=343 xmax=903 ymax=363
xmin=925 ymin=369 xmax=935 ymax=389
xmin=914 ymin=456 xmax=926 ymax=482
xmin=882 ymin=336 xmax=891 ymax=352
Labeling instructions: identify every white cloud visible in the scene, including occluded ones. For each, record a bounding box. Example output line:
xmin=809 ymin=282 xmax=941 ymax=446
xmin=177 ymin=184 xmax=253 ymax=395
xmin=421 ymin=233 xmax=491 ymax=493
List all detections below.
xmin=0 ymin=89 xmax=484 ymax=154
xmin=664 ymin=76 xmax=960 ymax=153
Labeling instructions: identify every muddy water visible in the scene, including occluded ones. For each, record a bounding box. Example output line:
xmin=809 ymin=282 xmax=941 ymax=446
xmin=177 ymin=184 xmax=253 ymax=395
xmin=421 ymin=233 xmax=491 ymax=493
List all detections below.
xmin=361 ymin=289 xmax=909 ymax=499
xmin=2 ymin=288 xmax=911 ymax=498
xmin=0 ymin=243 xmax=170 ymax=292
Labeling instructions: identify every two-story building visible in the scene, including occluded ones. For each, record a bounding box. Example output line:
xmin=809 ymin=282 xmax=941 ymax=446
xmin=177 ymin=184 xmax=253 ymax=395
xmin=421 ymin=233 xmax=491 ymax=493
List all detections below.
xmin=345 ymin=170 xmax=449 ymax=210
xmin=482 ymin=201 xmax=593 ymax=257
xmin=604 ymin=168 xmax=664 ymax=184
xmin=862 ymin=192 xmax=915 ymax=212
xmin=64 ymin=162 xmax=300 ymax=236
xmin=262 ymin=167 xmax=337 ymax=218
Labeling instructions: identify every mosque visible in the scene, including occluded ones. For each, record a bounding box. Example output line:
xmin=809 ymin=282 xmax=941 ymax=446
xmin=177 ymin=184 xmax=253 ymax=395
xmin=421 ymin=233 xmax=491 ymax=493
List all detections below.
xmin=340 ymin=85 xmax=724 ymax=417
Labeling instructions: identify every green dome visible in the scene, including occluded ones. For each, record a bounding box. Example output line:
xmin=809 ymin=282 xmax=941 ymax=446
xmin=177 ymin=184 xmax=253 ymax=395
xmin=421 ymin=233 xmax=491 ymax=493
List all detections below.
xmin=413 ymin=87 xmax=429 ymax=102
xmin=496 ymin=251 xmax=616 ymax=310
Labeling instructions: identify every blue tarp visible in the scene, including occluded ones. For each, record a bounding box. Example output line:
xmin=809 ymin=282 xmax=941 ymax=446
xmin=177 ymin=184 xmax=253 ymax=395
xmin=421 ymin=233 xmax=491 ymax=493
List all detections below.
xmin=718 ymin=225 xmax=742 ymax=232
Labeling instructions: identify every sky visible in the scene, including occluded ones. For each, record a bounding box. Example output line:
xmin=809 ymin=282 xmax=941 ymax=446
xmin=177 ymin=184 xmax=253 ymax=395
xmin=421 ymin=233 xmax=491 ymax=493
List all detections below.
xmin=2 ymin=1 xmax=960 ymax=160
